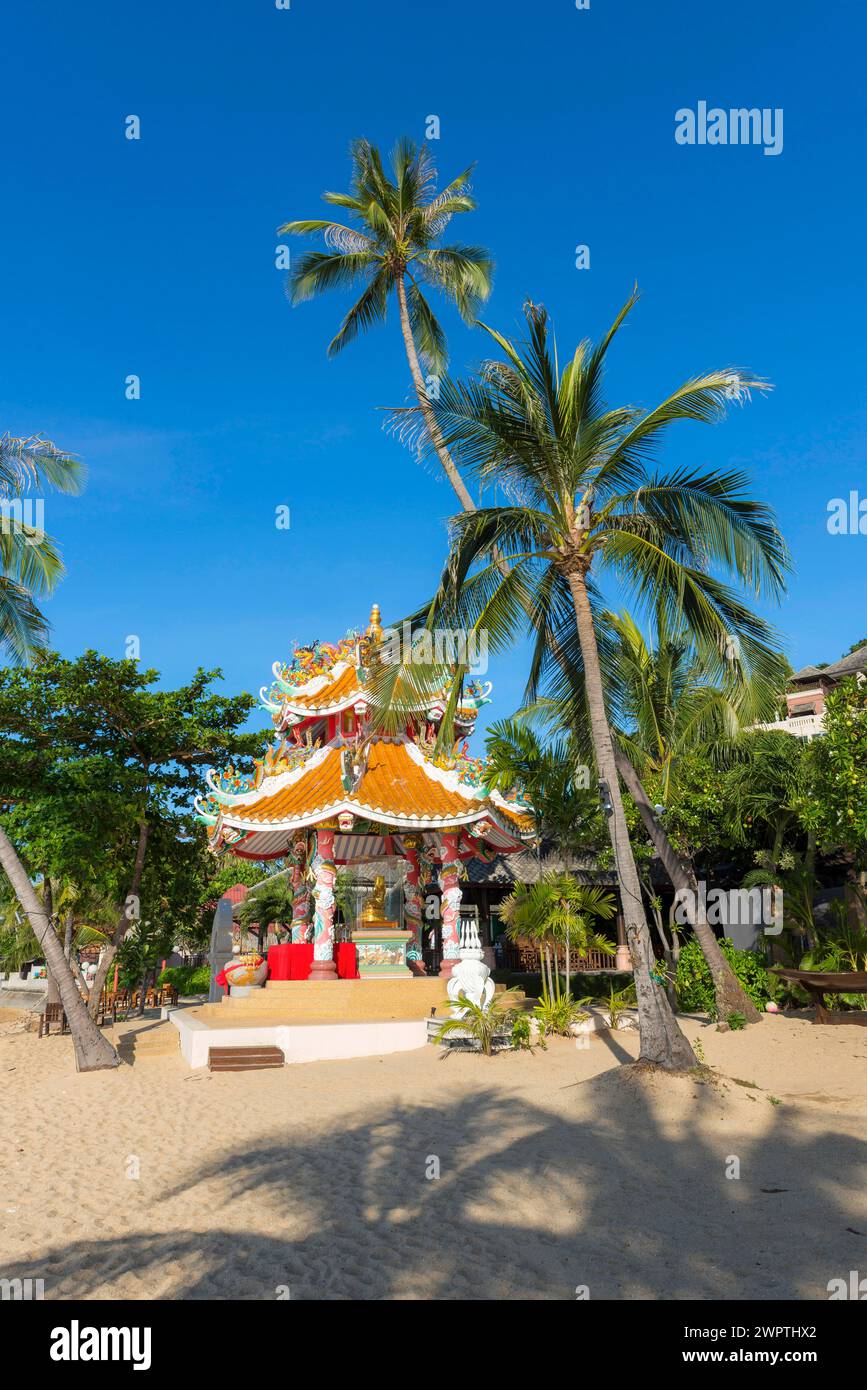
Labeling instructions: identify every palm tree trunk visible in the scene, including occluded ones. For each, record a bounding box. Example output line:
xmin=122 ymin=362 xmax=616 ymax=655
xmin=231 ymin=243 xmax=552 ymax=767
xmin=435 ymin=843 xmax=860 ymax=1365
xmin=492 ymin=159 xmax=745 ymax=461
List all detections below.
xmin=565 ymin=927 xmax=571 ymax=1001
xmin=614 ymin=748 xmax=762 ymax=1023
xmin=395 ymin=276 xmax=478 ymax=511
xmin=0 ymin=826 xmax=119 ymax=1071
xmin=565 ymin=570 xmax=696 ymax=1069
xmin=86 ymin=822 xmax=149 ymax=1017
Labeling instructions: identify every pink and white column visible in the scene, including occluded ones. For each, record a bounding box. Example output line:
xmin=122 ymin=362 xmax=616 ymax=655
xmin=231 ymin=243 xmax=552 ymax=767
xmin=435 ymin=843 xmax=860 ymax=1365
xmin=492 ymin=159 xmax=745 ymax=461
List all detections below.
xmin=289 ymin=831 xmax=310 ymax=943
xmin=309 ymin=828 xmax=338 ymax=980
xmin=438 ymin=833 xmax=463 ymax=980
xmin=404 ymin=846 xmax=425 ymax=974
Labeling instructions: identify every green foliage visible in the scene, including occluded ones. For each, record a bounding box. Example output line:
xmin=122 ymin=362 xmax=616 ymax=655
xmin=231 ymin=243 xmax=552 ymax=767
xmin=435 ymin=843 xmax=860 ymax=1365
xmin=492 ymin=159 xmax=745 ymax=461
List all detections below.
xmin=280 ymin=138 xmax=493 ymax=371
xmin=509 ymin=1014 xmax=535 ymax=1050
xmin=0 ymin=431 xmax=84 ymax=664
xmin=158 ymin=964 xmax=211 ymax=996
xmin=238 ymin=876 xmax=295 ymax=938
xmin=604 ymin=980 xmax=637 ymax=1028
xmin=483 ymin=720 xmax=607 ymax=855
xmin=532 ymin=993 xmax=589 ymax=1037
xmin=432 ymin=990 xmax=522 ymax=1056
xmin=799 ymin=678 xmax=867 ymax=861
xmin=675 ymin=936 xmax=770 ymax=1018
xmin=0 ymin=651 xmax=260 ymax=959
xmin=201 ymin=859 xmax=268 ymax=907
xmin=726 ymin=1011 xmax=747 ymax=1030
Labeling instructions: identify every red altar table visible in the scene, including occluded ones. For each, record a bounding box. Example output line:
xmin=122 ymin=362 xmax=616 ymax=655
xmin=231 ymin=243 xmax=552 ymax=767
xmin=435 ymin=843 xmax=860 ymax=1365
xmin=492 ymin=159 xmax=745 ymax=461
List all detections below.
xmin=267 ymin=943 xmax=358 ymax=981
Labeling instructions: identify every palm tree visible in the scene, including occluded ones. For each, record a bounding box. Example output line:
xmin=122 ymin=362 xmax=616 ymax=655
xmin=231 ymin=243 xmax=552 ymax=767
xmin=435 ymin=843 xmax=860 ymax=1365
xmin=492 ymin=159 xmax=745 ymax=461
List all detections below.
xmin=499 ymin=874 xmax=616 ymax=1002
xmin=595 ymin=605 xmax=787 ymax=1019
xmin=483 ymin=718 xmax=605 ymax=859
xmin=279 ymin=137 xmax=493 ymax=508
xmin=383 ymin=296 xmax=788 ymax=1069
xmin=0 ymin=432 xmax=84 ymax=662
xmin=238 ymin=874 xmax=296 ymax=943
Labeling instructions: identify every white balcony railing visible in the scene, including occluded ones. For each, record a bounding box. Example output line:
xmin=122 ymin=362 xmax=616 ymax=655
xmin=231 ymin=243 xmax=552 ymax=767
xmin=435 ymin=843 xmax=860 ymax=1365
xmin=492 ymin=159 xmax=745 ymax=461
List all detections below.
xmin=751 ymin=713 xmax=825 ymax=738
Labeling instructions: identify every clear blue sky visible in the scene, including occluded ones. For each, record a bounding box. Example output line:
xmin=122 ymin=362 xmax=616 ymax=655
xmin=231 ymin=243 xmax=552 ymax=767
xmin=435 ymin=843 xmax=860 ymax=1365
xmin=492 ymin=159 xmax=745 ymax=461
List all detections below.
xmin=2 ymin=1 xmax=865 ymax=739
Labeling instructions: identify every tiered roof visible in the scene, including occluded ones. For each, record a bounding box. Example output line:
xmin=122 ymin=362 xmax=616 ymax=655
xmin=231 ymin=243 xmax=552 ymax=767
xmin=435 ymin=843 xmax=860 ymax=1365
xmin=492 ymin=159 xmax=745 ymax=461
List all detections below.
xmin=196 ymin=605 xmax=533 ymax=863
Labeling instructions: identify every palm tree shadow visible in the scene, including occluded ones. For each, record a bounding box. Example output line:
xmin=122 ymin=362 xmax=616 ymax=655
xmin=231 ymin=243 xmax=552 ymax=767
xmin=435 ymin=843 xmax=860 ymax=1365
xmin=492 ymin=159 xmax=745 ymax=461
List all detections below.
xmin=8 ymin=1073 xmax=866 ymax=1300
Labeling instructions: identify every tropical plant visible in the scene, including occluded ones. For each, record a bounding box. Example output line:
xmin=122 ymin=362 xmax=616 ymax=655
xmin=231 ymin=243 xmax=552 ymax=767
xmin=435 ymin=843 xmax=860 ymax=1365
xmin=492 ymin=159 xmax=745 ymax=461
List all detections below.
xmin=532 ymin=992 xmax=590 ymax=1038
xmin=483 ymin=718 xmax=606 ymax=859
xmin=509 ymin=1013 xmax=536 ymax=1050
xmin=382 ymin=295 xmax=788 ymax=1067
xmin=0 ymin=432 xmax=84 ymax=663
xmin=238 ymin=875 xmax=295 ymax=941
xmin=675 ymin=936 xmax=771 ymax=1018
xmin=432 ymin=989 xmax=522 ymax=1056
xmin=498 ymin=873 xmax=616 ymax=1003
xmin=603 ymin=980 xmax=637 ymax=1030
xmin=280 ymin=138 xmax=493 ymax=508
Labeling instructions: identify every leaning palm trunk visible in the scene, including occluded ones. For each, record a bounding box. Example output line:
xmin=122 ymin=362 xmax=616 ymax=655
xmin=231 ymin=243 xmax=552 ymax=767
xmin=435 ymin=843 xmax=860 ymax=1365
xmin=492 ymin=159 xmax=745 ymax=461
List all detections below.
xmin=0 ymin=826 xmax=119 ymax=1071
xmin=395 ymin=277 xmax=477 ymax=511
xmin=566 ymin=572 xmax=696 ymax=1069
xmin=615 ymin=750 xmax=761 ymax=1022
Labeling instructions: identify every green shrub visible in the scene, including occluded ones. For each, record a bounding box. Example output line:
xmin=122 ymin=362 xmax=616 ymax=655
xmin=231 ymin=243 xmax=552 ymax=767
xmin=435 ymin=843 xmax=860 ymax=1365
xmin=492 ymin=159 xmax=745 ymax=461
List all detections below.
xmin=675 ymin=937 xmax=770 ymax=1019
xmin=158 ymin=964 xmax=211 ymax=996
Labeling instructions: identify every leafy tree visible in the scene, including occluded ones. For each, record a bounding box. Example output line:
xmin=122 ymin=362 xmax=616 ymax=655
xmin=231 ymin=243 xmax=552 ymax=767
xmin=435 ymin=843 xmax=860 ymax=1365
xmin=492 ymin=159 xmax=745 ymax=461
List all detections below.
xmin=280 ymin=138 xmax=493 ymax=508
xmin=799 ymin=678 xmax=867 ymax=863
xmin=0 ymin=432 xmax=83 ymax=662
xmin=0 ymin=652 xmax=260 ymax=1071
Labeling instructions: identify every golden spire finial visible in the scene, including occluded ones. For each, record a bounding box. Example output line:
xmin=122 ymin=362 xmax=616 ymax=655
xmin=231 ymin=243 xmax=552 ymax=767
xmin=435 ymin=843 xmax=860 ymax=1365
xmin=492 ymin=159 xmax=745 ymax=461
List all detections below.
xmin=366 ymin=603 xmax=383 ymax=641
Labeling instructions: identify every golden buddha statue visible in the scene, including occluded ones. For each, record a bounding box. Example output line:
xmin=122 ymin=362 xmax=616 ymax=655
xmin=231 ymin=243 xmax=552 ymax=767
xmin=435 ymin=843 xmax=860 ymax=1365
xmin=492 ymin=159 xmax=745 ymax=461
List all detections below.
xmin=362 ymin=874 xmax=387 ymax=922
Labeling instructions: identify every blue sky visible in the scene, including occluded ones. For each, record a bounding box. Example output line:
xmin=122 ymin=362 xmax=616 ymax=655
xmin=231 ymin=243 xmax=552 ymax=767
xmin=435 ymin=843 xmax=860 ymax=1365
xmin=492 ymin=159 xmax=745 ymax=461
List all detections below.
xmin=2 ymin=0 xmax=865 ymax=741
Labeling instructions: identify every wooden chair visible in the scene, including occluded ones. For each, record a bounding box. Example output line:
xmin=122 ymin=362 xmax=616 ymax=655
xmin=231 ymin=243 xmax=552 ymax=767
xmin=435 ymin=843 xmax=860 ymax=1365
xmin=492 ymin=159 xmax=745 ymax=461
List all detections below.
xmin=38 ymin=1002 xmax=68 ymax=1038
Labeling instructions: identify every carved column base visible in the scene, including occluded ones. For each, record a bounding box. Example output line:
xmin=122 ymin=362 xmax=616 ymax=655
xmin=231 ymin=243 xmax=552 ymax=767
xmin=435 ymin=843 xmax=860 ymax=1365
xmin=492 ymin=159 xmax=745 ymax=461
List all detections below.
xmin=308 ymin=958 xmax=338 ymax=981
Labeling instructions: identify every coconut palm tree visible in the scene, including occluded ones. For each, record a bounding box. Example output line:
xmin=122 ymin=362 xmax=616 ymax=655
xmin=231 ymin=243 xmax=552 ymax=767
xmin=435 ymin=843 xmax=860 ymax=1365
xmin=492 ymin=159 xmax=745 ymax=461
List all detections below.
xmin=593 ymin=605 xmax=786 ymax=1019
xmin=499 ymin=874 xmax=616 ymax=1002
xmin=482 ymin=718 xmax=605 ymax=859
xmin=381 ymin=296 xmax=788 ymax=1069
xmin=0 ymin=432 xmax=84 ymax=663
xmin=278 ymin=137 xmax=493 ymax=509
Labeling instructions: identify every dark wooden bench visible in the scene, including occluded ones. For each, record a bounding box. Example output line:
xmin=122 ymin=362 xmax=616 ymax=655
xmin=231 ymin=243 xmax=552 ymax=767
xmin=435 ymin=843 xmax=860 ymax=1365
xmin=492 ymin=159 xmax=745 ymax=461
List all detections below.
xmin=771 ymin=968 xmax=867 ymax=1025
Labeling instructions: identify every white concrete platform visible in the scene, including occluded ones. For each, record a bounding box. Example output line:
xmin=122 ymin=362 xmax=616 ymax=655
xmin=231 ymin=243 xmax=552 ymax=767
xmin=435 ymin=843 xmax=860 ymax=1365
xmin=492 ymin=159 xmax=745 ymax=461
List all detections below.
xmin=169 ymin=1008 xmax=429 ymax=1069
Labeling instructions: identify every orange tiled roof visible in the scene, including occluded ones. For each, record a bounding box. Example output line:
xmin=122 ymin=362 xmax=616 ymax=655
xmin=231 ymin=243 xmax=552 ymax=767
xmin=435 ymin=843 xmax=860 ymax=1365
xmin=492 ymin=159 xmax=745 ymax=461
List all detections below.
xmin=227 ymin=740 xmax=511 ymax=829
xmin=281 ymin=664 xmax=364 ymax=713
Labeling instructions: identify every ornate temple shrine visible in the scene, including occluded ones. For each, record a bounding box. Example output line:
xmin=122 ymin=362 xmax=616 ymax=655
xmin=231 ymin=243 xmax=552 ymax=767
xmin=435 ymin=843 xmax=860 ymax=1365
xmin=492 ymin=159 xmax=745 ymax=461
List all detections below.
xmin=196 ymin=605 xmax=532 ymax=982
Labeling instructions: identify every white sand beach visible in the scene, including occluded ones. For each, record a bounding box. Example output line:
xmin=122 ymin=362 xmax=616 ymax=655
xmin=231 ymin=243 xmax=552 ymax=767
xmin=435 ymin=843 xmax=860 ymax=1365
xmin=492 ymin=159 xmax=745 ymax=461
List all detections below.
xmin=1 ymin=1013 xmax=865 ymax=1301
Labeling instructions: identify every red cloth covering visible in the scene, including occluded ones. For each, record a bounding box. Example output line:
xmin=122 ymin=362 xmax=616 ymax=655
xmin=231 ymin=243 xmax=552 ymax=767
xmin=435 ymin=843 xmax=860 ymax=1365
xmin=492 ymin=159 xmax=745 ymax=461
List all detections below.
xmin=267 ymin=943 xmax=292 ymax=981
xmin=289 ymin=943 xmax=315 ymax=980
xmin=267 ymin=942 xmax=358 ymax=980
xmin=336 ymin=942 xmax=359 ymax=979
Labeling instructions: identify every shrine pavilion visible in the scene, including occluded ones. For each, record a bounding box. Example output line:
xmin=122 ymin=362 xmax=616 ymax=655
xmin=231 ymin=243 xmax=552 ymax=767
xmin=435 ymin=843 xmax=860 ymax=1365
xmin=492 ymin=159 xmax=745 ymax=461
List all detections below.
xmin=196 ymin=604 xmax=533 ymax=985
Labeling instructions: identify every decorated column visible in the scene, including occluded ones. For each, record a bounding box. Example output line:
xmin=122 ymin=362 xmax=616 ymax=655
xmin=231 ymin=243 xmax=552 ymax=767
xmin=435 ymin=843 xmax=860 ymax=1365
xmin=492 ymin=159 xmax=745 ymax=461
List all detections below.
xmin=438 ymin=833 xmax=463 ymax=979
xmin=309 ymin=827 xmax=338 ymax=980
xmin=289 ymin=830 xmax=311 ymax=943
xmin=403 ymin=841 xmax=425 ymax=975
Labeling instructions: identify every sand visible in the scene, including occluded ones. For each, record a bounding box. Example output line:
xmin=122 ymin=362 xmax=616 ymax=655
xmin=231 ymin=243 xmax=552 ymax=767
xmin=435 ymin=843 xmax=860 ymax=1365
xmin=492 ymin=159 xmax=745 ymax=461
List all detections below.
xmin=1 ymin=1011 xmax=865 ymax=1300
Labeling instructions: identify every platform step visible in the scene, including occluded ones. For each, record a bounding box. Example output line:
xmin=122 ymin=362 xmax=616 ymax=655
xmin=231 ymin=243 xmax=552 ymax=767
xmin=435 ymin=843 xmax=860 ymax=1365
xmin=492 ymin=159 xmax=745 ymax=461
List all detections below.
xmin=208 ymin=1045 xmax=285 ymax=1072
xmin=117 ymin=1024 xmax=180 ymax=1059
